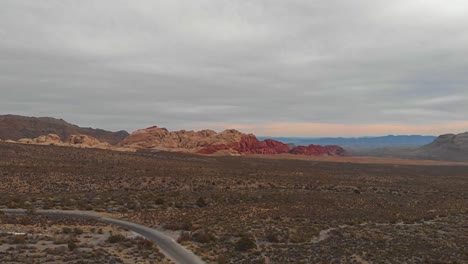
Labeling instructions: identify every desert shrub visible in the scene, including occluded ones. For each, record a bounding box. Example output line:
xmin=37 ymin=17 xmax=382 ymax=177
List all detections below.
xmin=177 ymin=231 xmax=191 ymax=243
xmin=12 ymin=235 xmax=27 ymax=244
xmin=53 ymin=236 xmax=78 ymax=245
xmin=289 ymin=233 xmax=307 ymax=243
xmin=192 ymin=230 xmax=216 ymax=243
xmin=235 ymin=237 xmax=256 ymax=251
xmin=155 ymin=198 xmax=164 ymax=205
xmin=265 ymin=230 xmax=279 ymax=243
xmin=163 ymin=219 xmax=192 ymax=231
xmin=135 ymin=238 xmax=154 ymax=250
xmin=73 ymin=228 xmax=84 ymax=235
xmin=67 ymin=242 xmax=78 ymax=251
xmin=107 ymin=234 xmax=126 ymax=243
xmin=62 ymin=227 xmax=72 ymax=234
xmin=196 ymin=197 xmax=207 ymax=207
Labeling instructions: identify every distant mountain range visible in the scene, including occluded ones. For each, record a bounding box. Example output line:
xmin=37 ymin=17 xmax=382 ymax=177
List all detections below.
xmin=258 ymin=135 xmax=437 ymax=149
xmin=355 ymin=132 xmax=468 ymax=162
xmin=1 ymin=114 xmax=467 ymax=162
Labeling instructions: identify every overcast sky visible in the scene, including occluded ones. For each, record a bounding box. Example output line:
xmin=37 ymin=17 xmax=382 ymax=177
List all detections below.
xmin=1 ymin=0 xmax=468 ymax=136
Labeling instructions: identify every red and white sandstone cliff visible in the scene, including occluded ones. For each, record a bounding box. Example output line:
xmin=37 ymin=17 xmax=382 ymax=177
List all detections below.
xmin=119 ymin=126 xmax=346 ymax=156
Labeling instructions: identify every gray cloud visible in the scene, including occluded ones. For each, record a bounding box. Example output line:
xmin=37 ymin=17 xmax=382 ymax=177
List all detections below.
xmin=1 ymin=0 xmax=468 ymax=135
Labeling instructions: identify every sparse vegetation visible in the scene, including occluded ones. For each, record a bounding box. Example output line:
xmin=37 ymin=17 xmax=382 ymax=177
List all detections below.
xmin=0 ymin=214 xmax=169 ymax=263
xmin=0 ymin=142 xmax=466 ymax=263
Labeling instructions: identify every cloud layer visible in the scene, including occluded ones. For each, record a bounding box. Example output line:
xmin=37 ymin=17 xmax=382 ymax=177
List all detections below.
xmin=1 ymin=0 xmax=467 ymax=135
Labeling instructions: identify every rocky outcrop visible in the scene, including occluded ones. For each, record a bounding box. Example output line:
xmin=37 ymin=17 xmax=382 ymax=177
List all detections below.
xmin=197 ymin=135 xmax=345 ymax=156
xmin=18 ymin=134 xmax=62 ymax=145
xmin=13 ymin=134 xmax=133 ymax=152
xmin=196 ymin=135 xmax=291 ymax=155
xmin=290 ymin=144 xmax=346 ymax=156
xmin=236 ymin=135 xmax=291 ymax=154
xmin=118 ymin=126 xmax=244 ymax=152
xmin=67 ymin=134 xmax=110 ymax=148
xmin=120 ymin=126 xmax=346 ymax=156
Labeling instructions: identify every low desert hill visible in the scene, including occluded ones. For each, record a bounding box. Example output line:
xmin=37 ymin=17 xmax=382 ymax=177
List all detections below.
xmin=353 ymin=132 xmax=468 ymax=162
xmin=413 ymin=132 xmax=468 ymax=162
xmin=0 ymin=114 xmax=129 ymax=145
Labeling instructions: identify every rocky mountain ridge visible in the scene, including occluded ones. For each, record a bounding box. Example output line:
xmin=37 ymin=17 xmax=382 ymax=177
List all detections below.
xmin=351 ymin=132 xmax=468 ymax=162
xmin=0 ymin=115 xmax=129 ymax=145
xmin=414 ymin=132 xmax=468 ymax=161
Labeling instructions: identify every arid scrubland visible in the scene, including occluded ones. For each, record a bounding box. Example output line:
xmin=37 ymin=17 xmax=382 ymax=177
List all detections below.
xmin=0 ymin=142 xmax=467 ymax=263
xmin=0 ymin=214 xmax=170 ymax=263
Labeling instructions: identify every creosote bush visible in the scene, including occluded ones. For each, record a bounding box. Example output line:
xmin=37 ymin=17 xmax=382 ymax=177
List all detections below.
xmin=235 ymin=237 xmax=256 ymax=252
xmin=107 ymin=234 xmax=126 ymax=243
xmin=67 ymin=242 xmax=78 ymax=251
xmin=196 ymin=197 xmax=207 ymax=207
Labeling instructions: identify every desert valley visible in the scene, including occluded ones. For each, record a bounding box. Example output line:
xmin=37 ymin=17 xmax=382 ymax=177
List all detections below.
xmin=0 ymin=115 xmax=467 ymax=263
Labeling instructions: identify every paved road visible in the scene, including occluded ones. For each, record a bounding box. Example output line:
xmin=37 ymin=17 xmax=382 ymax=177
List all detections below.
xmin=1 ymin=209 xmax=205 ymax=264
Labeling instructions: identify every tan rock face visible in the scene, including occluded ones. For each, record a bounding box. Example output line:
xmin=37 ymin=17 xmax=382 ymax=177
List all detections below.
xmin=67 ymin=135 xmax=110 ymax=148
xmin=11 ymin=134 xmax=134 ymax=152
xmin=118 ymin=126 xmax=244 ymax=152
xmin=17 ymin=134 xmax=63 ymax=145
xmin=35 ymin=134 xmax=62 ymax=144
xmin=17 ymin=138 xmax=34 ymax=144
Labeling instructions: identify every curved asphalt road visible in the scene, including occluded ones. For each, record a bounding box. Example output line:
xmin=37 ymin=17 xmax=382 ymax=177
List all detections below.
xmin=1 ymin=209 xmax=205 ymax=264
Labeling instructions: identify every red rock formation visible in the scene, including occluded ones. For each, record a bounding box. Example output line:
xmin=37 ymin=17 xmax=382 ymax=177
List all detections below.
xmin=323 ymin=145 xmax=347 ymax=156
xmin=234 ymin=135 xmax=290 ymax=154
xmin=120 ymin=125 xmax=347 ymax=157
xmin=197 ymin=143 xmax=237 ymax=154
xmin=290 ymin=144 xmax=346 ymax=156
xmin=197 ymin=135 xmax=345 ymax=156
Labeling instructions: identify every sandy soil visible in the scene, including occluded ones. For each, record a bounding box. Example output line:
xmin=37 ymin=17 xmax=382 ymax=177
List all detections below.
xmin=247 ymin=153 xmax=468 ymax=166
